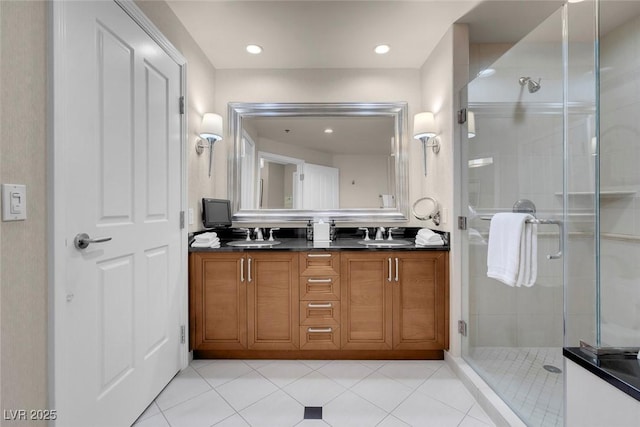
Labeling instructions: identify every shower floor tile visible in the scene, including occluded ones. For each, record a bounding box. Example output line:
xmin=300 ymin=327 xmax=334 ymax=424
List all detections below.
xmin=467 ymin=347 xmax=563 ymax=427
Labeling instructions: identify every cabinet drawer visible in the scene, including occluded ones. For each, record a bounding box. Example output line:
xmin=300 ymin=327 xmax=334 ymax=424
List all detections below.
xmin=300 ymin=326 xmax=340 ymax=350
xmin=299 ymin=252 xmax=340 ymax=276
xmin=300 ymin=301 xmax=340 ymax=326
xmin=299 ymin=275 xmax=340 ymax=300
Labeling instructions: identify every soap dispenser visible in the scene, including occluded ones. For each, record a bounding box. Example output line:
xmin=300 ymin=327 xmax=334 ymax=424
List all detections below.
xmin=306 ymin=220 xmax=313 ymax=241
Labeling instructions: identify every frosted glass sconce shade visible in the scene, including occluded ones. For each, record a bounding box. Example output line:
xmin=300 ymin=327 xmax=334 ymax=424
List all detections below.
xmin=196 ymin=113 xmax=224 ymax=178
xmin=413 ymin=112 xmax=440 ymax=176
xmin=413 ymin=112 xmax=437 ymax=139
xmin=200 ymin=113 xmax=223 ymax=141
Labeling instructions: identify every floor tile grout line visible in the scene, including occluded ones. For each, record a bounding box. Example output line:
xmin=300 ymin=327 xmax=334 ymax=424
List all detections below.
xmin=154 ymin=370 xmax=215 ymax=413
xmin=174 ymin=364 xmax=248 ymax=425
xmin=157 ymin=406 xmax=173 ymax=427
xmin=168 ymin=359 xmax=485 ymax=427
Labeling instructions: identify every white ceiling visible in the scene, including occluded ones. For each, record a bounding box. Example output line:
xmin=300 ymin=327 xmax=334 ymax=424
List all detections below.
xmin=164 ymin=0 xmax=571 ymax=70
xmin=165 ymin=0 xmax=481 ymax=69
xmin=162 ymin=1 xmax=571 ymax=153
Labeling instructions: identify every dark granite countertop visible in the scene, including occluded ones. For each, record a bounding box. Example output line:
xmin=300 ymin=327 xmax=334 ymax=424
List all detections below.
xmin=188 ymin=227 xmax=450 ymax=253
xmin=564 ymin=347 xmax=640 ymax=402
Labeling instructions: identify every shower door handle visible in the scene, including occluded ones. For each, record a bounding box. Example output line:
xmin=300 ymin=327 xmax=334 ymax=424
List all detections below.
xmin=533 ymin=218 xmax=563 ymax=260
xmin=547 ymin=220 xmax=563 ymax=260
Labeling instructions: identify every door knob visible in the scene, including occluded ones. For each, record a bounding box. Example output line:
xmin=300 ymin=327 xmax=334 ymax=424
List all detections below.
xmin=74 ymin=233 xmax=112 ymax=250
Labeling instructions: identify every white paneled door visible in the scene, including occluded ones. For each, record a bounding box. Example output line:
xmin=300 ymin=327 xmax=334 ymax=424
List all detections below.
xmin=52 ymin=2 xmax=186 ymax=426
xmin=301 ymin=163 xmax=340 ymax=209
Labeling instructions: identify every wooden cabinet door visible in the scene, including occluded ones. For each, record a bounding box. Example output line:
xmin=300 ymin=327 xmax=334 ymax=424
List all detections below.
xmin=190 ymin=252 xmax=247 ymax=350
xmin=392 ymin=252 xmax=449 ymax=350
xmin=341 ymin=252 xmax=393 ymax=350
xmin=247 ymin=252 xmax=299 ymax=350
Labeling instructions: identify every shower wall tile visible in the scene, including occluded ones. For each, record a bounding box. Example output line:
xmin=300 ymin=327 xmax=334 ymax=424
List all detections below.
xmin=565 ymin=314 xmax=596 ymax=346
xmin=598 ymin=11 xmax=640 ymax=348
xmin=599 ymin=239 xmax=640 ymax=346
xmin=477 ymin=315 xmax=518 ymax=347
xmin=600 ymin=199 xmax=635 ymax=235
xmin=475 ymin=279 xmax=517 ymax=315
xmin=516 ymin=314 xmax=563 ymax=347
xmin=516 ymin=286 xmax=562 ymax=316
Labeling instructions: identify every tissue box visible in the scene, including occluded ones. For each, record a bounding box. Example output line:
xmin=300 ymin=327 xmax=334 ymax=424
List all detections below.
xmin=313 ymin=222 xmax=330 ymax=242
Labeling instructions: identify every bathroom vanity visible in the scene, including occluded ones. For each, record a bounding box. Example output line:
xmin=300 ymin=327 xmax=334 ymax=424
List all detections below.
xmin=189 ymin=232 xmax=449 ymax=360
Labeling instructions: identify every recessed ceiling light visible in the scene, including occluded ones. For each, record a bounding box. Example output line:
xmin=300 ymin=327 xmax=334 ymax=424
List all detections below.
xmin=567 ymin=0 xmax=584 ymax=3
xmin=477 ymin=68 xmax=496 ymax=78
xmin=324 ymin=128 xmax=334 ymax=134
xmin=246 ymin=44 xmax=263 ymax=54
xmin=374 ymin=44 xmax=390 ymax=55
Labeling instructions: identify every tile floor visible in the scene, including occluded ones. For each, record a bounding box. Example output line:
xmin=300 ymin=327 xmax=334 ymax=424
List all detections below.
xmin=133 ymin=359 xmax=496 ymax=427
xmin=467 ymin=347 xmax=563 ymax=427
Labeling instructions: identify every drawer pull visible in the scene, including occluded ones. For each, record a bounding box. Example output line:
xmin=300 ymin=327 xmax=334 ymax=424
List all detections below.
xmin=308 ymin=327 xmax=332 ymax=333
xmin=307 ymin=253 xmax=331 ymax=258
xmin=307 ymin=278 xmax=332 ymax=283
xmin=307 ymin=303 xmax=332 ymax=308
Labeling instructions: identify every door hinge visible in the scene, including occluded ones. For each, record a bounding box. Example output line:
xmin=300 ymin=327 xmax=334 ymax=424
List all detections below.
xmin=458 ymin=216 xmax=467 ymax=230
xmin=180 ymin=211 xmax=185 ymax=229
xmin=179 ymin=96 xmax=185 ymax=115
xmin=180 ymin=325 xmax=186 ymax=344
xmin=458 ymin=320 xmax=468 ymax=336
xmin=457 ymin=108 xmax=467 ymax=124
xmin=299 ymin=173 xmax=304 ymax=181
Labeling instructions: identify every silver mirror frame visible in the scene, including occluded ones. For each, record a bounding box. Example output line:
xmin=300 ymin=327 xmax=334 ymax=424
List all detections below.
xmin=228 ymin=102 xmax=409 ymax=223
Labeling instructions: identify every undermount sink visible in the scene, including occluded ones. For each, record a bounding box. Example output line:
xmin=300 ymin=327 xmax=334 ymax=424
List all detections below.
xmin=357 ymin=239 xmax=413 ymax=247
xmin=226 ymin=240 xmax=282 ymax=248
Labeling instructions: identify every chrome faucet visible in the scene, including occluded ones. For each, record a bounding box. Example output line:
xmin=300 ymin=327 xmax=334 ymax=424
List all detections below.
xmin=358 ymin=227 xmax=370 ymax=241
xmin=375 ymin=227 xmax=385 ymax=240
xmin=387 ymin=227 xmax=401 ymax=240
xmin=254 ymin=227 xmax=264 ymax=241
xmin=238 ymin=228 xmax=252 ymax=241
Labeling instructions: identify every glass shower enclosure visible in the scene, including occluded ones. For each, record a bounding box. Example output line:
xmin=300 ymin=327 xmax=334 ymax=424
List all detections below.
xmin=462 ymin=0 xmax=640 ymax=425
xmin=460 ymin=2 xmax=600 ymax=426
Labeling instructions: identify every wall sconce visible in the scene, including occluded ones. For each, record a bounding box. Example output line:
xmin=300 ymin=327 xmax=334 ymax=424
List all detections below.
xmin=467 ymin=111 xmax=476 ymax=138
xmin=195 ymin=113 xmax=223 ymax=177
xmin=413 ymin=112 xmax=440 ymax=176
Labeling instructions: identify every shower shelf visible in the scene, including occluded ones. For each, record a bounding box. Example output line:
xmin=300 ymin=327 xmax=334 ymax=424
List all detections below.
xmin=554 ymin=190 xmax=636 ymax=198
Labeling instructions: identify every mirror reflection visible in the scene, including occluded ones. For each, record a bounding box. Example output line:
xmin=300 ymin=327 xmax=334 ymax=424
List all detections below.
xmin=243 ymin=116 xmax=396 ymax=210
xmin=229 ymin=102 xmax=409 ymax=222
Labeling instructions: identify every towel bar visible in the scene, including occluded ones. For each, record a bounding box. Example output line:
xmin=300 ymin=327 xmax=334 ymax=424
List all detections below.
xmin=480 ymin=215 xmax=563 ymax=260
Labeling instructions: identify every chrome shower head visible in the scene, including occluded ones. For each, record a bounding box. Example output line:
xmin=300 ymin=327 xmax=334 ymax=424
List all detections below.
xmin=519 ymin=77 xmax=541 ymax=93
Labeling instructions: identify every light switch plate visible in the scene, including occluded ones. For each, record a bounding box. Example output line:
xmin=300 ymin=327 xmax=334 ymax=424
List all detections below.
xmin=2 ymin=184 xmax=27 ymax=221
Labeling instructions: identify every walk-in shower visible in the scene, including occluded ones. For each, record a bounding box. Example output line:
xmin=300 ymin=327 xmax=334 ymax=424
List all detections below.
xmin=461 ymin=0 xmax=640 ymax=425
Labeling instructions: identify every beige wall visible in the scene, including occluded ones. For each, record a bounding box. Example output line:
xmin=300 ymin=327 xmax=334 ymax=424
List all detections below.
xmin=0 ymin=0 xmax=470 ymax=413
xmin=214 ymin=68 xmax=424 ymax=225
xmin=418 ymin=24 xmax=469 ymax=356
xmin=0 ymin=0 xmax=48 ymax=421
xmin=333 ymin=154 xmax=390 ymax=209
xmin=135 ymin=0 xmax=218 ymax=233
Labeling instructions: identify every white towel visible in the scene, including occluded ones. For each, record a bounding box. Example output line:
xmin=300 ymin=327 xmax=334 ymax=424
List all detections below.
xmin=417 ymin=228 xmax=437 ymax=238
xmin=415 ymin=228 xmax=444 ymax=246
xmin=194 ymin=232 xmax=218 ymax=243
xmin=487 ymin=213 xmax=537 ymax=287
xmin=191 ymin=237 xmax=220 ymax=248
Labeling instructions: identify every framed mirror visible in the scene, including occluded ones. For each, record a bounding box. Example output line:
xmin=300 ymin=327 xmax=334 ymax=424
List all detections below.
xmin=229 ymin=102 xmax=409 ymax=223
